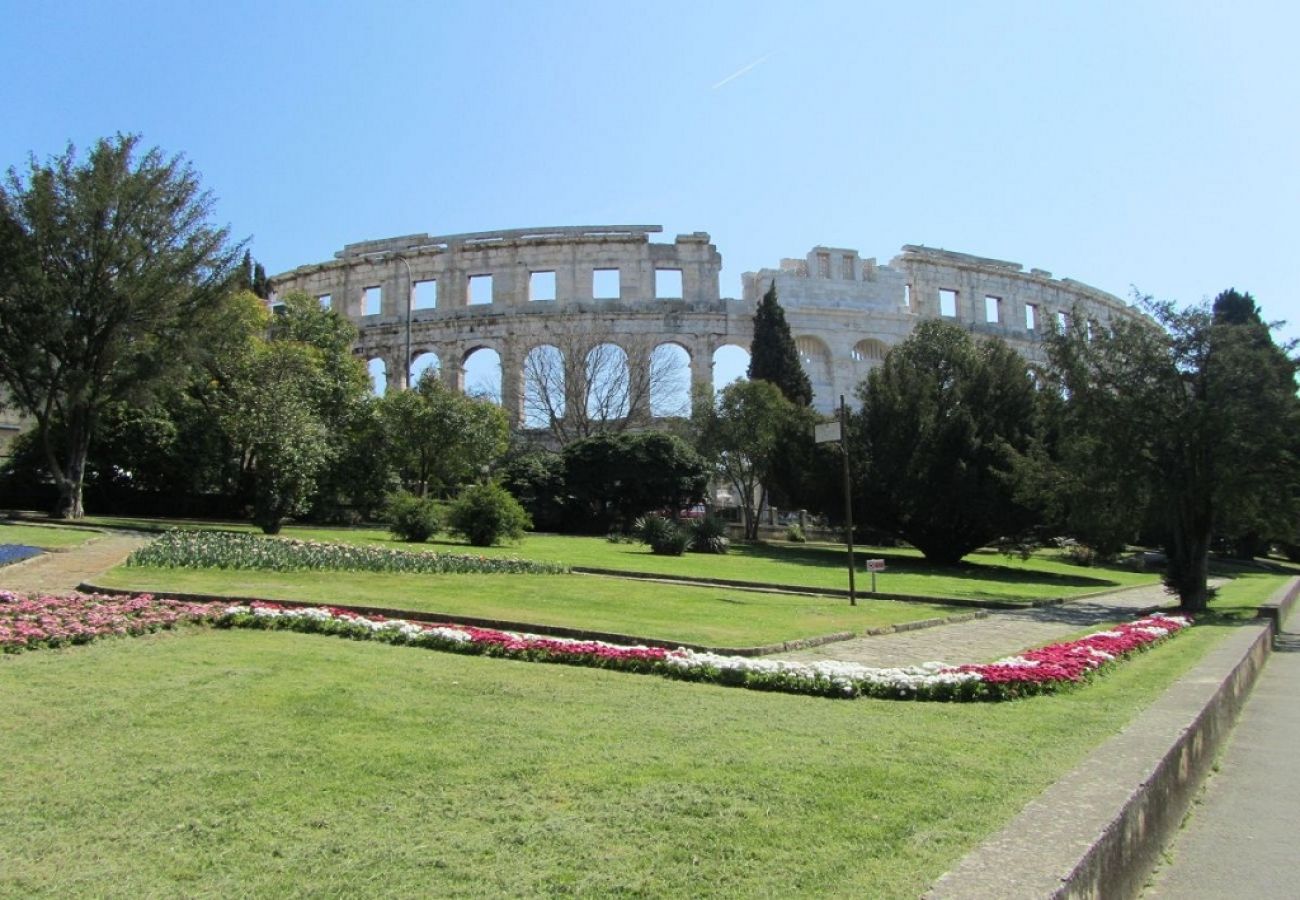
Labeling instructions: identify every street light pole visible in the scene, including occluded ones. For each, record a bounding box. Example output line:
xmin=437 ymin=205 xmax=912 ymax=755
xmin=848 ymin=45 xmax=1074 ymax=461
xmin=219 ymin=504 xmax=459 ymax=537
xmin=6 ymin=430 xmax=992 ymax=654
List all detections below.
xmin=840 ymin=394 xmax=856 ymax=606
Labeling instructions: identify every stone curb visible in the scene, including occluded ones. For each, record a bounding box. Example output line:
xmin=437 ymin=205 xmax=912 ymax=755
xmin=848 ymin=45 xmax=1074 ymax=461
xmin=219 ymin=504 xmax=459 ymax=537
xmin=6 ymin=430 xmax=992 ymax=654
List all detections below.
xmin=75 ymin=582 xmax=856 ymax=658
xmin=572 ymin=565 xmax=1059 ymax=609
xmin=926 ymin=577 xmax=1300 ymax=900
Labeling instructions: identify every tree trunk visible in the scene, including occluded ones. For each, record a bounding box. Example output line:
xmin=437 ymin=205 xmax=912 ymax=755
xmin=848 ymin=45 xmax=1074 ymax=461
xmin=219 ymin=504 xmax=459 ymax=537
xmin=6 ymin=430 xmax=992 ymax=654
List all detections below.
xmin=1166 ymin=501 xmax=1212 ymax=612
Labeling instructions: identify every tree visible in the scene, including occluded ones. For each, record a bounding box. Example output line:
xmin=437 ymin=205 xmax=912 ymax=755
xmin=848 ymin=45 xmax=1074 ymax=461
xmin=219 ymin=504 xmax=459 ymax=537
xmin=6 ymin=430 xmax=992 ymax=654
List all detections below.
xmin=1043 ymin=293 xmax=1300 ymax=611
xmin=378 ymin=370 xmax=509 ymax=497
xmin=854 ymin=320 xmax=1039 ymax=564
xmin=561 ymin=431 xmax=709 ymax=533
xmin=694 ymin=379 xmax=808 ymax=540
xmin=0 ymin=134 xmax=240 ymax=517
xmin=522 ymin=326 xmax=688 ymax=444
xmin=748 ymin=281 xmax=812 ymax=407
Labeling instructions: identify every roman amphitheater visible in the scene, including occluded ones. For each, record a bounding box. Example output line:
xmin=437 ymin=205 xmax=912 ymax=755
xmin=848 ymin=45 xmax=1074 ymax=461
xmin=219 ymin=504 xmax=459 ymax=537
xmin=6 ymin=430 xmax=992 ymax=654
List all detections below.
xmin=269 ymin=225 xmax=1141 ymax=420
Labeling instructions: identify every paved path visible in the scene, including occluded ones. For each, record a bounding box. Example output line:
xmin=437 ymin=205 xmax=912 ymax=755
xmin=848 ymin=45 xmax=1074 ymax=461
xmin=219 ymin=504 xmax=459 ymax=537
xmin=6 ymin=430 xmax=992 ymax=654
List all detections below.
xmin=775 ymin=581 xmax=1190 ymax=666
xmin=0 ymin=532 xmax=152 ymax=595
xmin=1142 ymin=607 xmax=1300 ymax=899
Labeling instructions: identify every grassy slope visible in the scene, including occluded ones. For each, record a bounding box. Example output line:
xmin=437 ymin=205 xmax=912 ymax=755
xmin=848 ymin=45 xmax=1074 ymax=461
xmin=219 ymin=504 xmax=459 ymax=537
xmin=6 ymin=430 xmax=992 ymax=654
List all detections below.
xmin=96 ymin=567 xmax=955 ymax=648
xmin=0 ymin=612 xmax=1249 ymax=899
xmin=0 ymin=522 xmax=98 ymax=550
xmin=88 ymin=515 xmax=1158 ymax=602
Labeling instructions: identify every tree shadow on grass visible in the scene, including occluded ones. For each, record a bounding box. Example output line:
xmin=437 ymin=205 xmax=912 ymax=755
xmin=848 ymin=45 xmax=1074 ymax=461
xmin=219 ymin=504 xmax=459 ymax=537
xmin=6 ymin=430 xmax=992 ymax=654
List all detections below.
xmin=734 ymin=542 xmax=1128 ymax=592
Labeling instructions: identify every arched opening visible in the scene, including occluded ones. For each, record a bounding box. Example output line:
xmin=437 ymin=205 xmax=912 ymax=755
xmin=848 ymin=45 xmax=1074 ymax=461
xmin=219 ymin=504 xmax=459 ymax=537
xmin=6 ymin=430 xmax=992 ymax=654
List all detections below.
xmin=409 ymin=351 xmax=441 ymax=387
xmin=367 ymin=357 xmax=387 ymax=397
xmin=852 ymin=339 xmax=890 ymax=364
xmin=712 ymin=344 xmax=750 ymax=394
xmin=523 ymin=344 xmax=565 ymax=429
xmin=463 ymin=347 xmax=502 ymax=404
xmin=585 ymin=342 xmax=629 ymax=421
xmin=649 ymin=342 xmax=691 ymax=418
xmin=795 ymin=335 xmax=832 ymax=406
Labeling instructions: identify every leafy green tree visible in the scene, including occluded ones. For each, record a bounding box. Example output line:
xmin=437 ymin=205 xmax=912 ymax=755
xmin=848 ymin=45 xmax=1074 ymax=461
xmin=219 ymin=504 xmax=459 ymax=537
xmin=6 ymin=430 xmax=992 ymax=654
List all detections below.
xmin=0 ymin=134 xmax=241 ymax=517
xmin=1044 ymin=293 xmax=1300 ymax=611
xmin=377 ymin=371 xmax=509 ymax=497
xmin=499 ymin=448 xmax=568 ymax=532
xmin=854 ymin=320 xmax=1039 ymax=564
xmin=561 ymin=432 xmax=709 ymax=534
xmin=748 ymin=281 xmax=812 ymax=407
xmin=694 ymin=379 xmax=808 ymax=540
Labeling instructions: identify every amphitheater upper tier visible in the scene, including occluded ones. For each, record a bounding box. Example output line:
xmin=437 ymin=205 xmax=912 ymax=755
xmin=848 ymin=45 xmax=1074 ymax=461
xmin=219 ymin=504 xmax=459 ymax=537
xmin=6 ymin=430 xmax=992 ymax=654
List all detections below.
xmin=270 ymin=225 xmax=1141 ymax=418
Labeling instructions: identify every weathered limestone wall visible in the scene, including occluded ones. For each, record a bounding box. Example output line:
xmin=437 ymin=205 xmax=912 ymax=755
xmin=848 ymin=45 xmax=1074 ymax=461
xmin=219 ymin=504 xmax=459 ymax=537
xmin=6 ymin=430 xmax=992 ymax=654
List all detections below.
xmin=272 ymin=226 xmax=1144 ymax=421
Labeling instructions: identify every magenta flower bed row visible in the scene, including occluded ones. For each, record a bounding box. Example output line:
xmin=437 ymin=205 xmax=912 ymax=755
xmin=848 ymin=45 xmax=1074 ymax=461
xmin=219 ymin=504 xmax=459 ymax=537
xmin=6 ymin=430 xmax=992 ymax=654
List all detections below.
xmin=1 ymin=591 xmax=1191 ymax=701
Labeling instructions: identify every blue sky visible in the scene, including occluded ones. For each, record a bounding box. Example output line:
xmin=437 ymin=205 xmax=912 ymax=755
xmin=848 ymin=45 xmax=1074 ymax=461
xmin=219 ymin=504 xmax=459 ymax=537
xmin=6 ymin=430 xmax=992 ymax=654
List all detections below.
xmin=3 ymin=0 xmax=1297 ymax=345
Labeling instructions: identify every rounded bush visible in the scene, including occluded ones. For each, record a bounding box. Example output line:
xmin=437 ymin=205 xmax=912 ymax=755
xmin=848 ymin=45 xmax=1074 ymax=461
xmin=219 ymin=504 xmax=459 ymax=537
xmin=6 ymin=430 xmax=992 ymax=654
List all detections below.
xmin=386 ymin=492 xmax=441 ymax=543
xmin=784 ymin=523 xmax=807 ymax=543
xmin=690 ymin=516 xmax=731 ymax=554
xmin=448 ymin=482 xmax=532 ymax=547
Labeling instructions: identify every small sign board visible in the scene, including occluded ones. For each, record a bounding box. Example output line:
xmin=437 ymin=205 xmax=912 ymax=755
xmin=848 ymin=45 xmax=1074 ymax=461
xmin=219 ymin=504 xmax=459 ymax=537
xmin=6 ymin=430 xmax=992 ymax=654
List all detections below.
xmin=814 ymin=421 xmax=842 ymax=444
xmin=866 ymin=559 xmax=886 ymax=572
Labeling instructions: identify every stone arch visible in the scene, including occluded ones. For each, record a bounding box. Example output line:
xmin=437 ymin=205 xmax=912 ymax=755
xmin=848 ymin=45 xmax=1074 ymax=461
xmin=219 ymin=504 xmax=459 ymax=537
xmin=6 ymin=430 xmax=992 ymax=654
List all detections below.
xmin=852 ymin=338 xmax=890 ymax=363
xmin=523 ymin=343 xmax=565 ymax=430
xmin=367 ymin=357 xmax=388 ymax=397
xmin=409 ymin=350 xmax=441 ymax=387
xmin=585 ymin=342 xmax=630 ymax=421
xmin=462 ymin=346 xmax=502 ymax=404
xmin=649 ymin=341 xmax=691 ymax=418
xmin=795 ymin=335 xmax=832 ymax=395
xmin=712 ymin=344 xmax=750 ymax=394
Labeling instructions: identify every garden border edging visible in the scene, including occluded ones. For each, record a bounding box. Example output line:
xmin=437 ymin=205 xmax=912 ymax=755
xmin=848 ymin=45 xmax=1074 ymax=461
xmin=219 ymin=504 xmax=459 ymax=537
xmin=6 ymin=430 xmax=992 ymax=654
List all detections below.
xmin=926 ymin=576 xmax=1300 ymax=900
xmin=75 ymin=582 xmax=855 ymax=657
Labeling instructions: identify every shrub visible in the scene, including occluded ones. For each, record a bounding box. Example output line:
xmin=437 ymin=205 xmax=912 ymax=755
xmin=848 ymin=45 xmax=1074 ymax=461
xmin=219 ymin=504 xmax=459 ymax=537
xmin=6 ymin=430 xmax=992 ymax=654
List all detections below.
xmin=784 ymin=523 xmax=806 ymax=543
xmin=690 ymin=516 xmax=731 ymax=554
xmin=633 ymin=514 xmax=691 ymax=556
xmin=385 ymin=492 xmax=440 ymax=543
xmin=447 ymin=482 xmax=531 ymax=547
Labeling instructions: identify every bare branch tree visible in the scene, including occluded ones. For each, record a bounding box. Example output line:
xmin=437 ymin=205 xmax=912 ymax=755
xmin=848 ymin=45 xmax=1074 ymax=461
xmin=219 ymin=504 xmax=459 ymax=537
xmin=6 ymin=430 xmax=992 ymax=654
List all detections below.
xmin=521 ymin=325 xmax=690 ymax=445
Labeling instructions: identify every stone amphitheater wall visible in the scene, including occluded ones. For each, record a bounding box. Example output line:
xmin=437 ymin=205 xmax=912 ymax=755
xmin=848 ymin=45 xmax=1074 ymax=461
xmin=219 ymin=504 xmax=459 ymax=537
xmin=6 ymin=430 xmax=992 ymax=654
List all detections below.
xmin=271 ymin=225 xmax=1143 ymax=420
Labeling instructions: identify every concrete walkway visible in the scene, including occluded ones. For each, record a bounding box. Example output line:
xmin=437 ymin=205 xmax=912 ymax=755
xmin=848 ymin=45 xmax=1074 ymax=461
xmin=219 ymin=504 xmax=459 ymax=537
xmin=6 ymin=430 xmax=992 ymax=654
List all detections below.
xmin=775 ymin=581 xmax=1190 ymax=666
xmin=1142 ymin=606 xmax=1300 ymax=898
xmin=0 ymin=532 xmax=152 ymax=595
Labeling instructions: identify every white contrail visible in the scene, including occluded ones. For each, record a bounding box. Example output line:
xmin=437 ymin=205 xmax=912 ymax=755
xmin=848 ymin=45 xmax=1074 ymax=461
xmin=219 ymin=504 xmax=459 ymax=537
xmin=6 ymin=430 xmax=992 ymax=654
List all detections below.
xmin=711 ymin=53 xmax=772 ymax=89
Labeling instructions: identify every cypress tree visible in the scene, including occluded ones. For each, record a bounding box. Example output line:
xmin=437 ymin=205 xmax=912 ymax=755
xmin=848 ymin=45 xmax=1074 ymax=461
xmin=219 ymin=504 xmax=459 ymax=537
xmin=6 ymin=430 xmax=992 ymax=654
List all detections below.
xmin=748 ymin=281 xmax=812 ymax=406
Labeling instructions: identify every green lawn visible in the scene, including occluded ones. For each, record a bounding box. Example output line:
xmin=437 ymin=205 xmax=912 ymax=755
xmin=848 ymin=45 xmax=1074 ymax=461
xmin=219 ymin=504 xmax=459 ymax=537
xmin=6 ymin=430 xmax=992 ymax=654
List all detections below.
xmin=95 ymin=566 xmax=955 ymax=648
xmin=86 ymin=514 xmax=1159 ymax=603
xmin=0 ymin=612 xmax=1247 ymax=899
xmin=0 ymin=522 xmax=98 ymax=550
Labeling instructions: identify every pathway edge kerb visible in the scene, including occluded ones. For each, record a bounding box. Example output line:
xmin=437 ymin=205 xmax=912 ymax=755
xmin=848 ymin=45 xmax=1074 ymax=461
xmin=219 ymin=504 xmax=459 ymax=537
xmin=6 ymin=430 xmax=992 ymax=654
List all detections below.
xmin=74 ymin=582 xmax=856 ymax=657
xmin=926 ymin=577 xmax=1300 ymax=900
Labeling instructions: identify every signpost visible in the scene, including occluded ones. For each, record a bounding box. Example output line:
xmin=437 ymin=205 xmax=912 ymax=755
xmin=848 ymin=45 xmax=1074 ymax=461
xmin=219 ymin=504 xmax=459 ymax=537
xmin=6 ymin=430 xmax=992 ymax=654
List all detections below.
xmin=866 ymin=558 xmax=886 ymax=593
xmin=816 ymin=396 xmax=856 ymax=606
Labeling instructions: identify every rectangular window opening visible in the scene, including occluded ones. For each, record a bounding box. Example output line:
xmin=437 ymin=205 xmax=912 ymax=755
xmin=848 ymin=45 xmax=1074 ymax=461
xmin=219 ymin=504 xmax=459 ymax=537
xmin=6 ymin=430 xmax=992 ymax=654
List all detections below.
xmin=817 ymin=252 xmax=831 ymax=278
xmin=318 ymin=293 xmax=332 ymax=310
xmin=413 ymin=279 xmax=437 ymax=309
xmin=939 ymin=289 xmax=958 ymax=318
xmin=529 ymin=271 xmax=556 ymax=302
xmin=903 ymin=284 xmax=912 ymax=309
xmin=363 ymin=286 xmax=382 ymax=316
xmin=840 ymin=257 xmax=855 ymax=280
xmin=984 ymin=295 xmax=1001 ymax=324
xmin=592 ymin=268 xmax=620 ymax=300
xmin=468 ymin=274 xmax=493 ymax=306
xmin=655 ymin=269 xmax=683 ymax=299
xmin=1025 ymin=303 xmax=1039 ymax=331
xmin=1057 ymin=310 xmax=1070 ymax=331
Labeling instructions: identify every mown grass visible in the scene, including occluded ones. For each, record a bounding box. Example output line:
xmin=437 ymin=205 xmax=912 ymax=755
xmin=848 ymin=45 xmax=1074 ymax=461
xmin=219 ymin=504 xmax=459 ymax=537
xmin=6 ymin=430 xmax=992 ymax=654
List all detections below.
xmin=94 ymin=567 xmax=954 ymax=648
xmin=0 ymin=522 xmax=98 ymax=550
xmin=0 ymin=610 xmax=1250 ymax=899
xmin=84 ymin=515 xmax=1158 ymax=603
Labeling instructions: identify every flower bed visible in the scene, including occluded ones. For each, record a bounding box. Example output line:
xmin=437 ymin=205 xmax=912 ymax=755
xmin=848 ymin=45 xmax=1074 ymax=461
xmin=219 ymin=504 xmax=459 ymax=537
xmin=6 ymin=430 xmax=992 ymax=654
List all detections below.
xmin=212 ymin=601 xmax=1191 ymax=702
xmin=126 ymin=529 xmax=567 ymax=576
xmin=2 ymin=590 xmax=1191 ymax=701
xmin=0 ymin=544 xmax=43 ymax=567
xmin=0 ymin=590 xmax=214 ymax=652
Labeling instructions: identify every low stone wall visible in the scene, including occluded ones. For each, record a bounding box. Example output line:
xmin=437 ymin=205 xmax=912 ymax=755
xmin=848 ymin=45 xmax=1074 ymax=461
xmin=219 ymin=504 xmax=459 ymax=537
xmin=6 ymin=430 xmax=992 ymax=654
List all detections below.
xmin=927 ymin=578 xmax=1299 ymax=899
